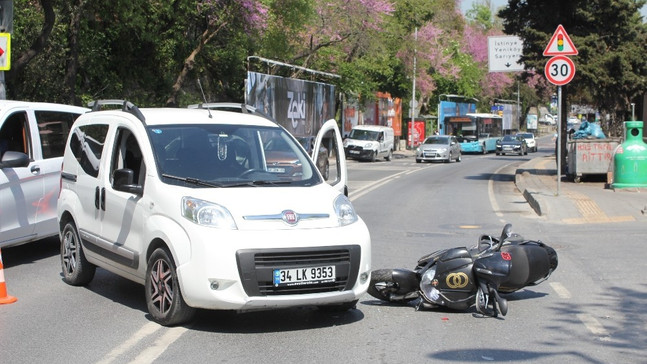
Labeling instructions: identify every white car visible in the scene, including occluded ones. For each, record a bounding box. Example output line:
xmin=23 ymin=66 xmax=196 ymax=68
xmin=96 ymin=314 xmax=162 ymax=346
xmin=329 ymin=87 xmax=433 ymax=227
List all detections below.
xmin=57 ymin=101 xmax=371 ymax=326
xmin=0 ymin=101 xmax=88 ymax=248
xmin=516 ymin=132 xmax=537 ymax=153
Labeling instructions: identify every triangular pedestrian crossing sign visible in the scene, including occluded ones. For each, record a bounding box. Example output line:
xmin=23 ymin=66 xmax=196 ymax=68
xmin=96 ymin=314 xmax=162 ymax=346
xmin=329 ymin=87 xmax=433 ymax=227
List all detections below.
xmin=543 ymin=24 xmax=578 ymax=56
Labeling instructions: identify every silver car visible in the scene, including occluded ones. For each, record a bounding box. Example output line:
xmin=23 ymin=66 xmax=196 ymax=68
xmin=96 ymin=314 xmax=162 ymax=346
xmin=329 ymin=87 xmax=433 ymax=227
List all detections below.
xmin=415 ymin=135 xmax=461 ymax=163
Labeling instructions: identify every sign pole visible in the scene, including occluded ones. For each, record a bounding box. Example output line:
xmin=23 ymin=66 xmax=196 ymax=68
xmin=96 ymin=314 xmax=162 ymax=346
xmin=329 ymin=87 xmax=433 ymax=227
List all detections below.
xmin=410 ymin=27 xmax=417 ymax=150
xmin=556 ymin=86 xmax=562 ymax=196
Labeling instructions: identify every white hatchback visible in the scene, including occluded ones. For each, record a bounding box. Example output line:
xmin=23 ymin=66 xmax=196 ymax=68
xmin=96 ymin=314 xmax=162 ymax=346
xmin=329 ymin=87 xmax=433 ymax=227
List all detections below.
xmin=58 ymin=101 xmax=371 ymax=326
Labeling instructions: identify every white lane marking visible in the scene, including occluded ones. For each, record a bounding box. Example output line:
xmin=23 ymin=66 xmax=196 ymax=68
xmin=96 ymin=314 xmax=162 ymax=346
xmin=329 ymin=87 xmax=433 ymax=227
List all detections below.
xmin=128 ymin=326 xmax=188 ymax=364
xmin=96 ymin=322 xmax=161 ymax=364
xmin=349 ymin=165 xmax=433 ymax=202
xmin=550 ymin=282 xmax=571 ymax=299
xmin=488 ymin=164 xmax=509 ymax=218
xmin=577 ymin=313 xmax=610 ymax=336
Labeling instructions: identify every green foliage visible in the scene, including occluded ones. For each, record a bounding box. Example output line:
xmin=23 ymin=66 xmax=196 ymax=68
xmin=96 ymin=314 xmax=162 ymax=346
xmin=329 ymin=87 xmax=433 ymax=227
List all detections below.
xmin=498 ymin=0 xmax=647 ymax=134
xmin=466 ymin=3 xmax=494 ymax=31
xmin=11 ymin=0 xmax=640 ymax=127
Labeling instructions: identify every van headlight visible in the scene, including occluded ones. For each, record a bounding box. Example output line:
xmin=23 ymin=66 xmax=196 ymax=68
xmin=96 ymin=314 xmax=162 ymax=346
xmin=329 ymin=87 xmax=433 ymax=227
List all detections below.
xmin=182 ymin=197 xmax=237 ymax=229
xmin=334 ymin=194 xmax=358 ymax=226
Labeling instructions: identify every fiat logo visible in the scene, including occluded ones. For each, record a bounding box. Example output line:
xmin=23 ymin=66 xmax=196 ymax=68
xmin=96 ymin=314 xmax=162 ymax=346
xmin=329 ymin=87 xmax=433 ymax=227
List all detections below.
xmin=281 ymin=210 xmax=299 ymax=225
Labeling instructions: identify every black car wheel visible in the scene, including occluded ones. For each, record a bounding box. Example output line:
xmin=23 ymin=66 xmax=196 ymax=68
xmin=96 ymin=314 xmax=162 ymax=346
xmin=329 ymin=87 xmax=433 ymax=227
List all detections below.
xmin=60 ymin=220 xmax=96 ymax=286
xmin=367 ymin=269 xmax=417 ymax=303
xmin=145 ymin=248 xmax=195 ymax=326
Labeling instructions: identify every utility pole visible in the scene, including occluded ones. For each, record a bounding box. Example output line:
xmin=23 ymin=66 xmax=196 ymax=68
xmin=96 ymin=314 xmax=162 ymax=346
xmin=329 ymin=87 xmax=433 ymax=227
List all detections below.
xmin=410 ymin=27 xmax=417 ymax=149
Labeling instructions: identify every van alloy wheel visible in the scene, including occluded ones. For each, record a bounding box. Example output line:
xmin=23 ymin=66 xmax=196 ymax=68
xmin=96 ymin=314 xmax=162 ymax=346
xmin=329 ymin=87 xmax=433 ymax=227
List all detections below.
xmin=60 ymin=220 xmax=96 ymax=286
xmin=145 ymin=248 xmax=195 ymax=326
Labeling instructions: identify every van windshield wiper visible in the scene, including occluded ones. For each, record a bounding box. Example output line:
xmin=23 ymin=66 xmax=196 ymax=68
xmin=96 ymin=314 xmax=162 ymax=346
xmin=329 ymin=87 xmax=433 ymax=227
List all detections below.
xmin=222 ymin=180 xmax=293 ymax=187
xmin=162 ymin=174 xmax=224 ymax=188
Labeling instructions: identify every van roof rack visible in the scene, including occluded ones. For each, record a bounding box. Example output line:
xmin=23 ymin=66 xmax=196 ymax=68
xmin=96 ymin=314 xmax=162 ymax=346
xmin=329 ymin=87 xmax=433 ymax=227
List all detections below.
xmin=87 ymin=100 xmax=146 ymax=123
xmin=187 ymin=102 xmax=279 ymax=125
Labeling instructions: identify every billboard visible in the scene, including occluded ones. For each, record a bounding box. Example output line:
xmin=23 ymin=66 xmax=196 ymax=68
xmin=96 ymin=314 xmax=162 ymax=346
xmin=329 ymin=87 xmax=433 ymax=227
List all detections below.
xmin=246 ymin=71 xmax=336 ymax=137
xmin=342 ymin=92 xmax=402 ymax=137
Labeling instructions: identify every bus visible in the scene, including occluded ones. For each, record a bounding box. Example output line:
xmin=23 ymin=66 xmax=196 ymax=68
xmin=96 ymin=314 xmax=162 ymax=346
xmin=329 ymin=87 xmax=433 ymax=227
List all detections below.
xmin=445 ymin=113 xmax=503 ymax=154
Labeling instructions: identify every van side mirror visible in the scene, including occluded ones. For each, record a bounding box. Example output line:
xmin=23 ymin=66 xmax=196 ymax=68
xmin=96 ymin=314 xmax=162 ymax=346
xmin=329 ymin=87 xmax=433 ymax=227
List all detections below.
xmin=112 ymin=168 xmax=143 ymax=195
xmin=0 ymin=151 xmax=30 ymax=168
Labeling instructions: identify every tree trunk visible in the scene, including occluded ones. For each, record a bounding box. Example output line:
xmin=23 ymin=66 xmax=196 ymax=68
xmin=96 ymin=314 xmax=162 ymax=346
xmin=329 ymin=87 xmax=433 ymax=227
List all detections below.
xmin=6 ymin=0 xmax=55 ymax=82
xmin=63 ymin=0 xmax=86 ymax=105
xmin=165 ymin=21 xmax=226 ymax=107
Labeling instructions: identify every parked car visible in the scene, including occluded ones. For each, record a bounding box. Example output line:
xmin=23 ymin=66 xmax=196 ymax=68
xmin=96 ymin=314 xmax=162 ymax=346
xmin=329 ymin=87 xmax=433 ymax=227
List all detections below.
xmin=344 ymin=125 xmax=394 ymax=162
xmin=0 ymin=101 xmax=88 ymax=248
xmin=57 ymin=100 xmax=370 ymax=326
xmin=415 ymin=135 xmax=461 ymax=163
xmin=515 ymin=132 xmax=537 ymax=152
xmin=296 ymin=136 xmax=329 ymax=180
xmin=495 ymin=135 xmax=528 ymax=156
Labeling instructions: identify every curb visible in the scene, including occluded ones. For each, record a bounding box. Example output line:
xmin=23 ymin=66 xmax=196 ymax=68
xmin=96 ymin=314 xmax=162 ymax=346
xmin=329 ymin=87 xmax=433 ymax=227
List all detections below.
xmin=515 ymin=168 xmax=545 ymax=216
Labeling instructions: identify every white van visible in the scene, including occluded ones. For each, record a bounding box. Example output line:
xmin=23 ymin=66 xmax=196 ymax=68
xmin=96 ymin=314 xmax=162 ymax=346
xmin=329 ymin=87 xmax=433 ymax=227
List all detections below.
xmin=0 ymin=101 xmax=88 ymax=248
xmin=343 ymin=125 xmax=394 ymax=161
xmin=58 ymin=101 xmax=371 ymax=326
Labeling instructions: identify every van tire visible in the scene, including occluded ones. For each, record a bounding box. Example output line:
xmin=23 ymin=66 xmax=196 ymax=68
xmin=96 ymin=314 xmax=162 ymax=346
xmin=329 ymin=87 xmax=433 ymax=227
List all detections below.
xmin=145 ymin=248 xmax=196 ymax=326
xmin=60 ymin=220 xmax=96 ymax=286
xmin=385 ymin=149 xmax=392 ymax=161
xmin=371 ymin=150 xmax=377 ymax=162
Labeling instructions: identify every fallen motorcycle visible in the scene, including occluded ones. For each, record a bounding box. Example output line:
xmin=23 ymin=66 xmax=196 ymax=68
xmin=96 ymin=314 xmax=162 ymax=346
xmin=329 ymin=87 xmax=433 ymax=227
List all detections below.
xmin=367 ymin=224 xmax=558 ymax=317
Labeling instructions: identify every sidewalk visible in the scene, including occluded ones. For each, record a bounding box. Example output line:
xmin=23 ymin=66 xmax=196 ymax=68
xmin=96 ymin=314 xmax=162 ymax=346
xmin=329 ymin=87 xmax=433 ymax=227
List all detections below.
xmin=514 ymin=155 xmax=647 ymax=224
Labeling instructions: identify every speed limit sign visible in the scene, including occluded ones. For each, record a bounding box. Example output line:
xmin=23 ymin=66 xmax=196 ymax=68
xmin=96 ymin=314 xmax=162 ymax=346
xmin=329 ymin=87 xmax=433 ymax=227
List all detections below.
xmin=544 ymin=55 xmax=575 ymax=85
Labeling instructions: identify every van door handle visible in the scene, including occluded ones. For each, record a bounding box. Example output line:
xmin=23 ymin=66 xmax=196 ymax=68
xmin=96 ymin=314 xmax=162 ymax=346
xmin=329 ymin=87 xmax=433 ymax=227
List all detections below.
xmin=95 ymin=187 xmax=100 ymax=210
xmin=30 ymin=165 xmax=40 ymax=174
xmin=100 ymin=187 xmax=106 ymax=211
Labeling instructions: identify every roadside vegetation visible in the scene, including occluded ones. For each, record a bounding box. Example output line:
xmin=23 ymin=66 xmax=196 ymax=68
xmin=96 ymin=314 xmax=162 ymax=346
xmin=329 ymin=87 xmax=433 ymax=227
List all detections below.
xmin=7 ymin=0 xmax=647 ymax=139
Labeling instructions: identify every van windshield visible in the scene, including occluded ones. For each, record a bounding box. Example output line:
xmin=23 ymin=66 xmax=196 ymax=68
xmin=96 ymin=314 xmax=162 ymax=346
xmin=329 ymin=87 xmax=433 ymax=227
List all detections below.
xmin=348 ymin=129 xmax=379 ymax=141
xmin=148 ymin=124 xmax=320 ymax=188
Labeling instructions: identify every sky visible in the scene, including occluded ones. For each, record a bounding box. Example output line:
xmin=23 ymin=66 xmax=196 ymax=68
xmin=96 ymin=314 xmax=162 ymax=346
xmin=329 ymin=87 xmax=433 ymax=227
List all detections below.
xmin=459 ymin=0 xmax=647 ymax=18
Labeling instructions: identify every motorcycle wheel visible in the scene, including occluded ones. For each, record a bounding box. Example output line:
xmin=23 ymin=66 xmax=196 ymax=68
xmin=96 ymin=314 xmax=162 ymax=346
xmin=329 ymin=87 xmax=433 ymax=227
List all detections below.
xmin=367 ymin=269 xmax=417 ymax=303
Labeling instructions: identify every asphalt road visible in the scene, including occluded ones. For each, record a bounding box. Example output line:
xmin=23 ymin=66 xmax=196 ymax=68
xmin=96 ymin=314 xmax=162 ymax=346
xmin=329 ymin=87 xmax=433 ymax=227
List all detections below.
xmin=1 ymin=137 xmax=644 ymax=363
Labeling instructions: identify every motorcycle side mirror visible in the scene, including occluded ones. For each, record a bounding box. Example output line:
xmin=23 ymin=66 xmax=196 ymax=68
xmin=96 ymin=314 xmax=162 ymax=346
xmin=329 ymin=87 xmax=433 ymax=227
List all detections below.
xmin=499 ymin=224 xmax=512 ymax=246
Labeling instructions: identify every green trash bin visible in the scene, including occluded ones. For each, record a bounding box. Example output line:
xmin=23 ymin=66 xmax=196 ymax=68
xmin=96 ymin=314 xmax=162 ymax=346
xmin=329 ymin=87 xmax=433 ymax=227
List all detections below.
xmin=612 ymin=121 xmax=647 ymax=188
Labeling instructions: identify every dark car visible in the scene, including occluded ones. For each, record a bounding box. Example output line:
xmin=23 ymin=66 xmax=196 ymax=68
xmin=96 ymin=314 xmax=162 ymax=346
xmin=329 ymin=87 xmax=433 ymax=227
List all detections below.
xmin=495 ymin=135 xmax=527 ymax=156
xmin=296 ymin=136 xmax=330 ymax=180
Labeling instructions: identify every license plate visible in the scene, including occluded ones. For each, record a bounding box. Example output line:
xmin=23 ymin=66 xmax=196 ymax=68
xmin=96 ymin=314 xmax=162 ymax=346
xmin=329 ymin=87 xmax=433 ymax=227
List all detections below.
xmin=350 ymin=150 xmax=360 ymax=154
xmin=267 ymin=167 xmax=286 ymax=173
xmin=273 ymin=266 xmax=336 ymax=286
xmin=503 ymin=146 xmax=513 ymax=150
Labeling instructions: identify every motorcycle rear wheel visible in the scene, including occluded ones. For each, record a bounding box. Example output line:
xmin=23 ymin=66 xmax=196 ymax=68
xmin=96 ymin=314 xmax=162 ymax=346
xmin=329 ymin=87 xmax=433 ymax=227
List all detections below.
xmin=367 ymin=269 xmax=418 ymax=303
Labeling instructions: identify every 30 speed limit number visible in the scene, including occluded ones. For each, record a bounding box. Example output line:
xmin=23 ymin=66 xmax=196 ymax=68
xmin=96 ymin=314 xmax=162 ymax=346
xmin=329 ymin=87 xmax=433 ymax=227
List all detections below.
xmin=544 ymin=55 xmax=575 ymax=85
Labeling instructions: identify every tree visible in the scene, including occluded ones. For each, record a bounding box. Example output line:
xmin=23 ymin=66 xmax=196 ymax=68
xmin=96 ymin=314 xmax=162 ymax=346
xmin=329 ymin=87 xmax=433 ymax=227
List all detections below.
xmin=499 ymin=0 xmax=647 ymax=171
xmin=6 ymin=0 xmax=55 ymax=84
xmin=166 ymin=0 xmax=269 ymax=106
